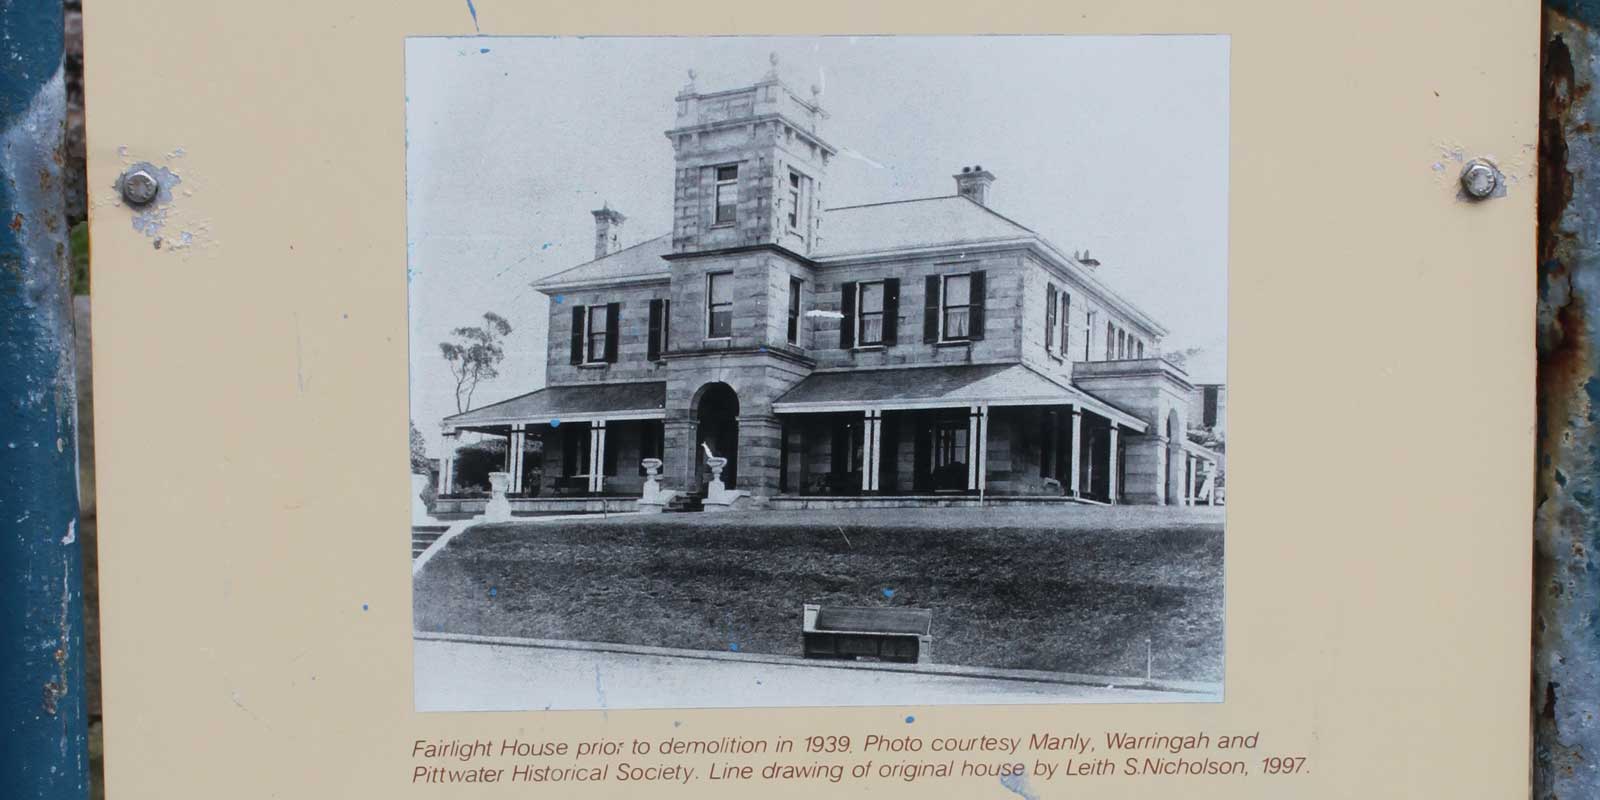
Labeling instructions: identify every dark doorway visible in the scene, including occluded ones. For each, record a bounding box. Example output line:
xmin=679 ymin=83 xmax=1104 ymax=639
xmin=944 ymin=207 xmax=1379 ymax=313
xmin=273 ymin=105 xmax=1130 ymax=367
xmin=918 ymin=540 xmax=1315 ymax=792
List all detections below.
xmin=695 ymin=383 xmax=739 ymax=489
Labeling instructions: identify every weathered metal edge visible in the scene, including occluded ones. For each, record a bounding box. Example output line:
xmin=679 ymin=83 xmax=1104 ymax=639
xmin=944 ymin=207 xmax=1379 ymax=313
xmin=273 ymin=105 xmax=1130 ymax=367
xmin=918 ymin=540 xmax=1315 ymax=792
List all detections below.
xmin=1536 ymin=4 xmax=1600 ymax=799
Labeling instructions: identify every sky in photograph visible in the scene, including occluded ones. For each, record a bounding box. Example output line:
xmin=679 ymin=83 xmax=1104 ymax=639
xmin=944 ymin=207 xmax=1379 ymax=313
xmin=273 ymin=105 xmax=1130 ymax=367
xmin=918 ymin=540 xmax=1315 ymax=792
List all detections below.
xmin=406 ymin=35 xmax=1229 ymax=455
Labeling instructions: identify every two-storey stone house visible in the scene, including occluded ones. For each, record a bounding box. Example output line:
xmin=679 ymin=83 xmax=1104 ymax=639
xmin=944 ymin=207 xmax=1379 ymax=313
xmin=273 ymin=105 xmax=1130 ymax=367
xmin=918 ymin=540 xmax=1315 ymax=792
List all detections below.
xmin=436 ymin=64 xmax=1221 ymax=508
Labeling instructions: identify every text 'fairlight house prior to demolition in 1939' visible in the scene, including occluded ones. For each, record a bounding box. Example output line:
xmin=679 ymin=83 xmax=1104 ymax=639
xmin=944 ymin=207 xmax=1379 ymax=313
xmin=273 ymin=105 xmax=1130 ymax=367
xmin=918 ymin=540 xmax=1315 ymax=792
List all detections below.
xmin=434 ymin=56 xmax=1224 ymax=514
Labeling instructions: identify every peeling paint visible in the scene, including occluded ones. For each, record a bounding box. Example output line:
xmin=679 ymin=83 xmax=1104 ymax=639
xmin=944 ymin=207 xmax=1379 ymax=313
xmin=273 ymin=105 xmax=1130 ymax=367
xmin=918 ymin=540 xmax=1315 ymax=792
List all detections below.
xmin=101 ymin=149 xmax=214 ymax=254
xmin=1536 ymin=9 xmax=1600 ymax=799
xmin=0 ymin=3 xmax=88 ymax=790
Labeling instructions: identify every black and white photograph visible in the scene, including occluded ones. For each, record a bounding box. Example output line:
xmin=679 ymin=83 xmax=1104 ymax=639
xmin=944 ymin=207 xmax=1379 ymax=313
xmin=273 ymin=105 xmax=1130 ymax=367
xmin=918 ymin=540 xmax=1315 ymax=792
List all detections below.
xmin=406 ymin=35 xmax=1228 ymax=711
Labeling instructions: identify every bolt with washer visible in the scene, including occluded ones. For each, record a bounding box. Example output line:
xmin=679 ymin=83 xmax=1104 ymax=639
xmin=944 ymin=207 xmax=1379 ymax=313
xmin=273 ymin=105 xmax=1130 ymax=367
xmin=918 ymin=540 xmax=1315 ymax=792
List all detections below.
xmin=1460 ymin=160 xmax=1500 ymax=200
xmin=119 ymin=168 xmax=160 ymax=206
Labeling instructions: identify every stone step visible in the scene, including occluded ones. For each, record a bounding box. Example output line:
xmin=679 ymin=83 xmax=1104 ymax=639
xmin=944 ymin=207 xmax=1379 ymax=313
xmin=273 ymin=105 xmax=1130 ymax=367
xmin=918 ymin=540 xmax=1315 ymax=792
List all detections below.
xmin=664 ymin=493 xmax=705 ymax=513
xmin=412 ymin=526 xmax=447 ymax=560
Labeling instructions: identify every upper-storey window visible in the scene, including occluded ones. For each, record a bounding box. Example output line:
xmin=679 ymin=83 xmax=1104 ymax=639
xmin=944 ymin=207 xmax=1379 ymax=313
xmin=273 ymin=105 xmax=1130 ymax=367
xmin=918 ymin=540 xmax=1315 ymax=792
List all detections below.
xmin=858 ymin=281 xmax=886 ymax=346
xmin=943 ymin=274 xmax=974 ymax=340
xmin=1045 ymin=284 xmax=1058 ymax=355
xmin=841 ymin=279 xmax=899 ymax=349
xmin=1136 ymin=339 xmax=1145 ymax=359
xmin=568 ymin=303 xmax=618 ymax=365
xmin=787 ymin=171 xmax=804 ymax=230
xmin=586 ymin=304 xmax=611 ymax=363
xmin=787 ymin=277 xmax=803 ymax=345
xmin=1045 ymin=283 xmax=1073 ymax=358
xmin=1105 ymin=321 xmax=1115 ymax=360
xmin=714 ymin=165 xmax=739 ymax=225
xmin=707 ymin=271 xmax=733 ymax=338
xmin=1060 ymin=291 xmax=1072 ymax=358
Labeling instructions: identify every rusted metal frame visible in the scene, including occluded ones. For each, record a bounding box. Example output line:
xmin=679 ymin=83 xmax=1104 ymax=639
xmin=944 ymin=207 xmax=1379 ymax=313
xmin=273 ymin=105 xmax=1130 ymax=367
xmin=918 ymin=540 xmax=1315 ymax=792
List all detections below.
xmin=0 ymin=0 xmax=88 ymax=797
xmin=1538 ymin=3 xmax=1600 ymax=798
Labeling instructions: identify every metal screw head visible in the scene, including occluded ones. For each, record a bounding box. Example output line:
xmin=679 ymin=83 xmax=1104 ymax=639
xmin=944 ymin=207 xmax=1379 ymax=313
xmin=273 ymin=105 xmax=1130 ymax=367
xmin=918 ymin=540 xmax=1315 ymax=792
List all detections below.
xmin=119 ymin=168 xmax=159 ymax=206
xmin=1460 ymin=160 xmax=1500 ymax=200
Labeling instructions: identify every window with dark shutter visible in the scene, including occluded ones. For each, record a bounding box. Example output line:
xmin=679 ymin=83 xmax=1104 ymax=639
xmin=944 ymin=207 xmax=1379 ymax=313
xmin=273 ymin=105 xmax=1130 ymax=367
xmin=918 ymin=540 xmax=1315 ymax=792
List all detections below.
xmin=1045 ymin=282 xmax=1058 ymax=354
xmin=839 ymin=281 xmax=857 ymax=349
xmin=569 ymin=306 xmax=585 ymax=365
xmin=603 ymin=302 xmax=620 ymax=363
xmin=647 ymin=298 xmax=664 ymax=361
xmin=1061 ymin=292 xmax=1072 ymax=357
xmin=923 ymin=275 xmax=940 ymax=343
xmin=882 ymin=278 xmax=900 ymax=345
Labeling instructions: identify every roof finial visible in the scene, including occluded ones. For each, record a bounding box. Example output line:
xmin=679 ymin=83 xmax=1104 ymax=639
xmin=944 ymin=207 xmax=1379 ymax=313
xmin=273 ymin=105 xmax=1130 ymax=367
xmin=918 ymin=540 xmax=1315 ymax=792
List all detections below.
xmin=684 ymin=68 xmax=697 ymax=92
xmin=765 ymin=51 xmax=780 ymax=79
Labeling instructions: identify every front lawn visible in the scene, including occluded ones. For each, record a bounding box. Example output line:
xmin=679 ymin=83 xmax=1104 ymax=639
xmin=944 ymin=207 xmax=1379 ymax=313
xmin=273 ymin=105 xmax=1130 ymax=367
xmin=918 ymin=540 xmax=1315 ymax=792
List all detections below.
xmin=413 ymin=507 xmax=1224 ymax=682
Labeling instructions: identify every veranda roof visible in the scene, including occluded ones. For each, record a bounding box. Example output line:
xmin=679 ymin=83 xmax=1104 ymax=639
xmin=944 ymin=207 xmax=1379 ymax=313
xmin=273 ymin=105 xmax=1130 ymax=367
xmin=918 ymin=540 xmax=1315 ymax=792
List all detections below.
xmin=772 ymin=363 xmax=1148 ymax=432
xmin=441 ymin=381 xmax=666 ymax=431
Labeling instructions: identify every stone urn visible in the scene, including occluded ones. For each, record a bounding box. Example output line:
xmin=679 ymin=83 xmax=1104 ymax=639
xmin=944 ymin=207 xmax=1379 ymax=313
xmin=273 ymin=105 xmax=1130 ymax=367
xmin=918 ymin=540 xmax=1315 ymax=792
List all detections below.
xmin=701 ymin=442 xmax=728 ymax=496
xmin=411 ymin=473 xmax=432 ymax=524
xmin=637 ymin=458 xmax=678 ymax=513
xmin=641 ymin=458 xmax=664 ymax=501
xmin=484 ymin=471 xmax=512 ymax=522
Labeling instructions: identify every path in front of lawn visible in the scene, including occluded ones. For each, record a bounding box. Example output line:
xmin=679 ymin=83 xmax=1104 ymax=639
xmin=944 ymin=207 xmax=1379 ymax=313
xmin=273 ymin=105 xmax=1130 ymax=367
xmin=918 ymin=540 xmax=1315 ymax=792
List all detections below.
xmin=414 ymin=636 xmax=1214 ymax=712
xmin=413 ymin=506 xmax=1225 ymax=683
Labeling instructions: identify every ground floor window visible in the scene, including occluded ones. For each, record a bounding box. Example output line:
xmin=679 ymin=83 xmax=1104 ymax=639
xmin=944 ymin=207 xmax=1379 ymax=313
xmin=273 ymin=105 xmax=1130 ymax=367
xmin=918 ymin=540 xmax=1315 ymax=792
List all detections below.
xmin=913 ymin=411 xmax=970 ymax=492
xmin=933 ymin=419 xmax=967 ymax=471
xmin=559 ymin=423 xmax=618 ymax=482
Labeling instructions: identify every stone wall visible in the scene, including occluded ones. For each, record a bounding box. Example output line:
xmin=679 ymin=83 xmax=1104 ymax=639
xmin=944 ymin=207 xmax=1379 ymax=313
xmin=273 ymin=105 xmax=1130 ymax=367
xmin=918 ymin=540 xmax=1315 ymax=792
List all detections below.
xmin=542 ymin=282 xmax=671 ymax=386
xmin=806 ymin=252 xmax=1024 ymax=370
xmin=1017 ymin=253 xmax=1163 ymax=385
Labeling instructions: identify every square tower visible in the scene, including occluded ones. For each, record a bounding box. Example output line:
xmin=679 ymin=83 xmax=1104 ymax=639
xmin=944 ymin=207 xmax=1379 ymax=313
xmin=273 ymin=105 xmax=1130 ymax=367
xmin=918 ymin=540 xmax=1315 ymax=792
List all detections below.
xmin=665 ymin=56 xmax=835 ymax=258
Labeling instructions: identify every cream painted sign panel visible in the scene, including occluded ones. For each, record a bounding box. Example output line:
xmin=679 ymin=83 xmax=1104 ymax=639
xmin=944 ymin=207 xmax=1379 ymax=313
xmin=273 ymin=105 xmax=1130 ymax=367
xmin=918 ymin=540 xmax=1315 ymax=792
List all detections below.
xmin=84 ymin=2 xmax=1535 ymax=798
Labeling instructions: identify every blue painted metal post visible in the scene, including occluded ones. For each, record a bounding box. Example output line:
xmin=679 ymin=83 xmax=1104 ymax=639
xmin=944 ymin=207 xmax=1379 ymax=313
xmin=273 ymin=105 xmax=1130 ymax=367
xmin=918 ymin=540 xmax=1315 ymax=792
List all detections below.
xmin=0 ymin=1 xmax=89 ymax=798
xmin=1540 ymin=3 xmax=1600 ymax=799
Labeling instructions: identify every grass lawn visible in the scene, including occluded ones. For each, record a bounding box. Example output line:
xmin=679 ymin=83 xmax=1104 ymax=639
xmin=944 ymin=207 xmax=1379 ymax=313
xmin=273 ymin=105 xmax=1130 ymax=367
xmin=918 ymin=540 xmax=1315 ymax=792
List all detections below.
xmin=413 ymin=507 xmax=1224 ymax=682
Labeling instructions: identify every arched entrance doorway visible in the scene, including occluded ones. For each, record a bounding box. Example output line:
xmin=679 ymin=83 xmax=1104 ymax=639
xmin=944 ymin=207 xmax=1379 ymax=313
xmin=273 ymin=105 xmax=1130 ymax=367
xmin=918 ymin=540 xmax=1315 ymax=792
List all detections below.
xmin=695 ymin=382 xmax=740 ymax=489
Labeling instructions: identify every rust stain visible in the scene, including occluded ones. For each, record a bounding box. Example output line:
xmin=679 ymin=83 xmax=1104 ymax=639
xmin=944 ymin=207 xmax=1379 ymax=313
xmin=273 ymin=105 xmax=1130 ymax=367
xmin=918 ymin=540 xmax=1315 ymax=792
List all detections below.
xmin=9 ymin=212 xmax=22 ymax=233
xmin=1535 ymin=11 xmax=1600 ymax=800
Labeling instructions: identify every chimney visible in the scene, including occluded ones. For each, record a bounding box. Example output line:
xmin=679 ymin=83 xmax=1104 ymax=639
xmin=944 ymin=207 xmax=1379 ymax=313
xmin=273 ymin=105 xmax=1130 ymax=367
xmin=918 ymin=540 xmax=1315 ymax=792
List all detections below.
xmin=592 ymin=205 xmax=626 ymax=260
xmin=953 ymin=165 xmax=996 ymax=206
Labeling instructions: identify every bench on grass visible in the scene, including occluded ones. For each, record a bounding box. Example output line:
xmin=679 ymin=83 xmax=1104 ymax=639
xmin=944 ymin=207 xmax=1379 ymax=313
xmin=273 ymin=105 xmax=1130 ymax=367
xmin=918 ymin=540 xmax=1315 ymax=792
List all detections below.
xmin=801 ymin=604 xmax=932 ymax=664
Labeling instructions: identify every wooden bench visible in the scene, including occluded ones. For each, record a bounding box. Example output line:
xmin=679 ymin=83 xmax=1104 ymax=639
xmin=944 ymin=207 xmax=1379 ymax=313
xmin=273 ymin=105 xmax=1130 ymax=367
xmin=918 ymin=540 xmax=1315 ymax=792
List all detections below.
xmin=801 ymin=604 xmax=932 ymax=664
